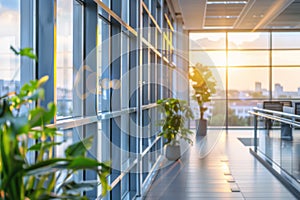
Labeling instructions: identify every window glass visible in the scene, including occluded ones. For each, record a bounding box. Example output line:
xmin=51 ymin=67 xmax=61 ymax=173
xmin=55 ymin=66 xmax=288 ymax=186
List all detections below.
xmin=272 ymin=50 xmax=300 ymax=66
xmin=56 ymin=0 xmax=73 ymax=117
xmin=273 ymin=32 xmax=300 ymax=49
xmin=228 ymin=67 xmax=269 ymax=99
xmin=98 ymin=18 xmax=110 ymax=112
xmin=206 ymin=100 xmax=226 ymax=127
xmin=272 ymin=67 xmax=300 ymax=99
xmin=228 ymin=100 xmax=257 ymax=126
xmin=121 ymin=0 xmax=129 ymax=23
xmin=190 ymin=51 xmax=226 ymax=67
xmin=210 ymin=67 xmax=226 ymax=99
xmin=228 ymin=32 xmax=269 ymax=49
xmin=228 ymin=51 xmax=269 ymax=66
xmin=189 ymin=33 xmax=226 ymax=50
xmin=0 ymin=0 xmax=20 ymax=95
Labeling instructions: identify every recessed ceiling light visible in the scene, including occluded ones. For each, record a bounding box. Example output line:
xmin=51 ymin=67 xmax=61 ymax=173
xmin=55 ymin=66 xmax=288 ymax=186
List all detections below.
xmin=206 ymin=16 xmax=239 ymax=19
xmin=203 ymin=26 xmax=233 ymax=29
xmin=207 ymin=1 xmax=247 ymax=5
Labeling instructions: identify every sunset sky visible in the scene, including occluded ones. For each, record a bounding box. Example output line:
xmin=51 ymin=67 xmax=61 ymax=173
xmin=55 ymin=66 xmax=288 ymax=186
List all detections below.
xmin=189 ymin=32 xmax=300 ymax=92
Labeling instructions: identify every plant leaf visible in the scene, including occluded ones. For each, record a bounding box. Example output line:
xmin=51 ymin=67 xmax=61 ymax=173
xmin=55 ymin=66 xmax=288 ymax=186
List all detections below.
xmin=65 ymin=136 xmax=93 ymax=158
xmin=28 ymin=142 xmax=62 ymax=151
xmin=25 ymin=158 xmax=69 ymax=175
xmin=58 ymin=181 xmax=97 ymax=194
xmin=67 ymin=157 xmax=103 ymax=169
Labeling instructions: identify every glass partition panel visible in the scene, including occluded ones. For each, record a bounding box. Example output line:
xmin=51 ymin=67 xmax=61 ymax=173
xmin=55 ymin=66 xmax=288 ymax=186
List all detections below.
xmin=256 ymin=128 xmax=300 ymax=182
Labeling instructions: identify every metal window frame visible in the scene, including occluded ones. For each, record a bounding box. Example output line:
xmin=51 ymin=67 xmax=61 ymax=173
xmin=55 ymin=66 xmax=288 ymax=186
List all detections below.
xmin=189 ymin=30 xmax=300 ymax=130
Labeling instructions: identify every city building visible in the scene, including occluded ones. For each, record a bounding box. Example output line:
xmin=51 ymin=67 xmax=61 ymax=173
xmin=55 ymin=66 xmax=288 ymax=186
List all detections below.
xmin=1 ymin=0 xmax=300 ymax=199
xmin=255 ymin=82 xmax=262 ymax=92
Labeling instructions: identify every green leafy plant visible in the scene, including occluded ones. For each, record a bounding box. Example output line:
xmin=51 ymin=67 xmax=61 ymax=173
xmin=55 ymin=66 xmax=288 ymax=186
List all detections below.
xmin=157 ymin=98 xmax=194 ymax=145
xmin=0 ymin=48 xmax=110 ymax=200
xmin=189 ymin=64 xmax=217 ymax=120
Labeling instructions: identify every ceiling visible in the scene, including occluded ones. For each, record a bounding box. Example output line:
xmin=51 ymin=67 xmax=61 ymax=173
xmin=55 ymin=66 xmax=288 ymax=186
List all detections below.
xmin=172 ymin=0 xmax=300 ymax=30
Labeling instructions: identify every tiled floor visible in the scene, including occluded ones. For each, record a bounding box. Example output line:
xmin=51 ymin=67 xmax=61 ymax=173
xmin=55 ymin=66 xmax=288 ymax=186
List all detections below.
xmin=144 ymin=130 xmax=297 ymax=200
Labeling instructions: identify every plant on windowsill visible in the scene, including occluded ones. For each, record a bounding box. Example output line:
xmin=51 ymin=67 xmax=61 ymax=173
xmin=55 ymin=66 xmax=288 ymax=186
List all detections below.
xmin=0 ymin=47 xmax=111 ymax=200
xmin=157 ymin=98 xmax=194 ymax=161
xmin=189 ymin=63 xmax=216 ymax=136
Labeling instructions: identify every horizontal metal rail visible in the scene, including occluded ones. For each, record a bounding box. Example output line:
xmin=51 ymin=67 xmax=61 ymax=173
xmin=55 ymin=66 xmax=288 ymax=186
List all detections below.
xmin=252 ymin=107 xmax=300 ymax=120
xmin=54 ymin=103 xmax=158 ymax=130
xmin=249 ymin=110 xmax=300 ymax=128
xmin=141 ymin=134 xmax=162 ymax=158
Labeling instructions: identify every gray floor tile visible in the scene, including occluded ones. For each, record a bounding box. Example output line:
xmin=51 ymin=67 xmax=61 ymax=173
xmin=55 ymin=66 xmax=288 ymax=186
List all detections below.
xmin=144 ymin=130 xmax=297 ymax=200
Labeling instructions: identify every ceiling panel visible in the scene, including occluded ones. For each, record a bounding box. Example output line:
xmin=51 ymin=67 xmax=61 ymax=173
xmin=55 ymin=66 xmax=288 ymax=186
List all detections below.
xmin=206 ymin=4 xmax=245 ymax=16
xmin=268 ymin=0 xmax=300 ymax=28
xmin=177 ymin=0 xmax=206 ymax=29
xmin=173 ymin=0 xmax=300 ymax=30
xmin=205 ymin=18 xmax=236 ymax=26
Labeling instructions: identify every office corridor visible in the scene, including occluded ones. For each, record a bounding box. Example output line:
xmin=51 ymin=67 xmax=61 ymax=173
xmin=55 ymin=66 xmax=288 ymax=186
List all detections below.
xmin=145 ymin=130 xmax=296 ymax=200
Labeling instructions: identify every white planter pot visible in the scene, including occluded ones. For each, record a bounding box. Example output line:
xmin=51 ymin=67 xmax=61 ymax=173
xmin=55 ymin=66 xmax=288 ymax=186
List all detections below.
xmin=165 ymin=144 xmax=181 ymax=161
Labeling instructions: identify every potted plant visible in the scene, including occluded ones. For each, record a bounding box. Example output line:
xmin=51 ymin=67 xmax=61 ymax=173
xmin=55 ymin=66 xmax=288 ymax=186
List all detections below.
xmin=157 ymin=98 xmax=194 ymax=161
xmin=0 ymin=47 xmax=110 ymax=199
xmin=189 ymin=64 xmax=216 ymax=136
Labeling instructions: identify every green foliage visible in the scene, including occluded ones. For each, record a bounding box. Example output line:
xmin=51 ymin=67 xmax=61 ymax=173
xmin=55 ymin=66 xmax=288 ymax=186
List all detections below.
xmin=157 ymin=98 xmax=194 ymax=145
xmin=189 ymin=63 xmax=217 ymax=120
xmin=0 ymin=48 xmax=110 ymax=199
xmin=10 ymin=46 xmax=37 ymax=61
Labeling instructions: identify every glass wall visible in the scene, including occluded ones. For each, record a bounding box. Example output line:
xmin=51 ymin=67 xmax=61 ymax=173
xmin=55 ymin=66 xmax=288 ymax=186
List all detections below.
xmin=1 ymin=0 xmax=185 ymax=199
xmin=56 ymin=0 xmax=74 ymax=117
xmin=190 ymin=31 xmax=300 ymax=127
xmin=0 ymin=0 xmax=21 ymax=95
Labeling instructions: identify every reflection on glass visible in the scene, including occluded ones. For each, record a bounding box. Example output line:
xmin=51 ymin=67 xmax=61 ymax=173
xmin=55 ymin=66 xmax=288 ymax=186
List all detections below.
xmin=121 ymin=0 xmax=129 ymax=23
xmin=56 ymin=0 xmax=73 ymax=117
xmin=228 ymin=32 xmax=269 ymax=49
xmin=228 ymin=67 xmax=269 ymax=95
xmin=98 ymin=19 xmax=110 ymax=112
xmin=273 ymin=32 xmax=300 ymax=49
xmin=228 ymin=51 xmax=269 ymax=66
xmin=0 ymin=0 xmax=20 ymax=95
xmin=210 ymin=67 xmax=226 ymax=97
xmin=189 ymin=95 xmax=226 ymax=127
xmin=207 ymin=100 xmax=226 ymax=127
xmin=189 ymin=66 xmax=226 ymax=100
xmin=272 ymin=50 xmax=300 ymax=66
xmin=55 ymin=128 xmax=82 ymax=184
xmin=257 ymin=129 xmax=300 ymax=182
xmin=121 ymin=32 xmax=129 ymax=108
xmin=272 ymin=67 xmax=300 ymax=99
xmin=189 ymin=33 xmax=226 ymax=50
